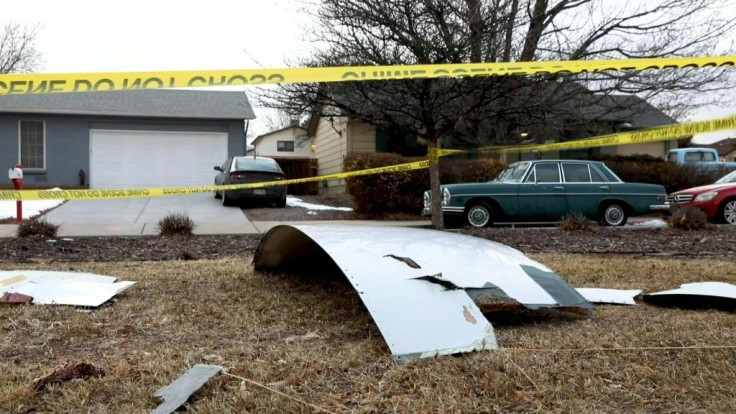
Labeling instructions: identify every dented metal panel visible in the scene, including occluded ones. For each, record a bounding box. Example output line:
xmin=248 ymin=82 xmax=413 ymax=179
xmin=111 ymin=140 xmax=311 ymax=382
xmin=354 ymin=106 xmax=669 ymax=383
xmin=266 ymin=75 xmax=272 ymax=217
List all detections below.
xmin=575 ymin=288 xmax=642 ymax=305
xmin=0 ymin=271 xmax=135 ymax=307
xmin=255 ymin=224 xmax=588 ymax=360
xmin=643 ymin=282 xmax=736 ymax=310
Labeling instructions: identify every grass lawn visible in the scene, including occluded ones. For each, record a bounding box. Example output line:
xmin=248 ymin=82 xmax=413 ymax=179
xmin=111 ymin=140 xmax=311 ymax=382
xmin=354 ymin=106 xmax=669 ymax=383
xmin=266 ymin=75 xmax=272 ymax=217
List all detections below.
xmin=1 ymin=254 xmax=735 ymax=413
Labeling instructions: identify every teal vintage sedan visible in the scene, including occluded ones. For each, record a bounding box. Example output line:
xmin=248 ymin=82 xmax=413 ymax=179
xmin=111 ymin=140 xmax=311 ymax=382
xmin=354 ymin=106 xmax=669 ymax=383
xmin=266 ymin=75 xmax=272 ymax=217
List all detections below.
xmin=423 ymin=160 xmax=668 ymax=227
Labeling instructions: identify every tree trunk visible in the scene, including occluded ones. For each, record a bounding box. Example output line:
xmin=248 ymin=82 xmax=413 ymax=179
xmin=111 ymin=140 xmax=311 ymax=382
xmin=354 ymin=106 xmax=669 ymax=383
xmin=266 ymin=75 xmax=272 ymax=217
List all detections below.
xmin=429 ymin=139 xmax=444 ymax=230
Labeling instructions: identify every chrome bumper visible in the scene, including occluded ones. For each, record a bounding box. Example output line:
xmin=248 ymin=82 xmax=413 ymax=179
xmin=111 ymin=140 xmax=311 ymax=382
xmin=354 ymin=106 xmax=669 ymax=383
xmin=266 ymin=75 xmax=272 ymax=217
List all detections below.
xmin=649 ymin=204 xmax=670 ymax=211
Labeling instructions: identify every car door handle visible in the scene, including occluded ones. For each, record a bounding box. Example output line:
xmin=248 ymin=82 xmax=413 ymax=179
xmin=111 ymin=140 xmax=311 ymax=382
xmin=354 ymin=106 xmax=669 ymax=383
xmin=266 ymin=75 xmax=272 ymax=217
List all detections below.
xmin=553 ymin=186 xmax=564 ymax=190
xmin=599 ymin=185 xmax=610 ymax=190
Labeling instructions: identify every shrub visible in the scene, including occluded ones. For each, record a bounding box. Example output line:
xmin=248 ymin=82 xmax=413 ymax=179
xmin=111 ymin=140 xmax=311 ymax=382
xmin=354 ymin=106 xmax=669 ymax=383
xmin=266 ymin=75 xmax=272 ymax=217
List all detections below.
xmin=601 ymin=157 xmax=730 ymax=194
xmin=558 ymin=211 xmax=593 ymax=232
xmin=345 ymin=153 xmax=507 ymax=216
xmin=668 ymin=206 xmax=708 ymax=231
xmin=16 ymin=217 xmax=60 ymax=238
xmin=157 ymin=212 xmax=195 ymax=237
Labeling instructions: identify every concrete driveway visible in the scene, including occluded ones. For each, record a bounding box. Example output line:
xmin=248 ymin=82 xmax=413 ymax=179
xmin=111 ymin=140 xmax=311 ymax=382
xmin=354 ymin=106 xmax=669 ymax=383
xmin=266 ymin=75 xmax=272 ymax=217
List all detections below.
xmin=44 ymin=193 xmax=257 ymax=236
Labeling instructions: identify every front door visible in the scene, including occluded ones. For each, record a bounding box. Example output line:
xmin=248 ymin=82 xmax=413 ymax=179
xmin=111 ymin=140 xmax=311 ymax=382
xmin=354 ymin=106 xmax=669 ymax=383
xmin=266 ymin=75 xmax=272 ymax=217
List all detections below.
xmin=517 ymin=162 xmax=567 ymax=220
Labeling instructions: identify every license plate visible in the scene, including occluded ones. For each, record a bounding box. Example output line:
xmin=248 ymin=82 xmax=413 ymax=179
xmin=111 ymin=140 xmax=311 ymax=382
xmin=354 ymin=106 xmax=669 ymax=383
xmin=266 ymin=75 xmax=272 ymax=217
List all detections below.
xmin=254 ymin=189 xmax=266 ymax=195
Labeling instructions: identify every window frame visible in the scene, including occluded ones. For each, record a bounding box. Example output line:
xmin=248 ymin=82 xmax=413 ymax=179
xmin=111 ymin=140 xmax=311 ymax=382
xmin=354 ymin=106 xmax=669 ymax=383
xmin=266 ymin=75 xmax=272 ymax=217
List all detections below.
xmin=18 ymin=120 xmax=46 ymax=171
xmin=277 ymin=140 xmax=295 ymax=152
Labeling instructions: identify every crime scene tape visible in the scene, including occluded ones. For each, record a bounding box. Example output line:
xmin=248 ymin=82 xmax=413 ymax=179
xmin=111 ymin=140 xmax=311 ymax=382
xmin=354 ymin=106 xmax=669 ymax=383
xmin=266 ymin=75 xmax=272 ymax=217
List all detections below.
xmin=437 ymin=114 xmax=736 ymax=157
xmin=0 ymin=160 xmax=430 ymax=201
xmin=1 ymin=56 xmax=734 ymax=95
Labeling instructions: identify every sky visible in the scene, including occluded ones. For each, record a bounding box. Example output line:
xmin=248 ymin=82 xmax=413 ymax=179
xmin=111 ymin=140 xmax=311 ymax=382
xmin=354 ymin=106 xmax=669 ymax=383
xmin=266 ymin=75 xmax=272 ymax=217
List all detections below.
xmin=4 ymin=0 xmax=735 ymax=143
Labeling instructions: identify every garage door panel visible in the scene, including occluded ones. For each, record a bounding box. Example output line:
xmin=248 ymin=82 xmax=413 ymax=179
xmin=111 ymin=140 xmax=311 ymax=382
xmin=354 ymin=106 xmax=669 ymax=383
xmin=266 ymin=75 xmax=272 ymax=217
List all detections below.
xmin=90 ymin=130 xmax=228 ymax=188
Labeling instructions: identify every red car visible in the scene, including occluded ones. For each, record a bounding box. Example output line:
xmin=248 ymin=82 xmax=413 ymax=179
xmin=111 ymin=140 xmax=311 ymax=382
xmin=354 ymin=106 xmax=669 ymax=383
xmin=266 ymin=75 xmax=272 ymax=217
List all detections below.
xmin=667 ymin=170 xmax=736 ymax=224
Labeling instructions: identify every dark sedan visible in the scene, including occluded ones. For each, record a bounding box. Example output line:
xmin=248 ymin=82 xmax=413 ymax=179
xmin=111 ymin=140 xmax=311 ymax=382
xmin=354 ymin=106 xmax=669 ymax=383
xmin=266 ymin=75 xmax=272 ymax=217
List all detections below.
xmin=214 ymin=156 xmax=287 ymax=207
xmin=423 ymin=159 xmax=668 ymax=227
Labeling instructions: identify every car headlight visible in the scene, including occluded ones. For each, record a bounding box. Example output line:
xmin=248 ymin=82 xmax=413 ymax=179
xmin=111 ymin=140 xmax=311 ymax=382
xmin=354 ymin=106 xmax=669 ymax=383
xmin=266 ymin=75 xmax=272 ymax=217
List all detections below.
xmin=423 ymin=191 xmax=430 ymax=209
xmin=442 ymin=188 xmax=451 ymax=206
xmin=694 ymin=191 xmax=718 ymax=202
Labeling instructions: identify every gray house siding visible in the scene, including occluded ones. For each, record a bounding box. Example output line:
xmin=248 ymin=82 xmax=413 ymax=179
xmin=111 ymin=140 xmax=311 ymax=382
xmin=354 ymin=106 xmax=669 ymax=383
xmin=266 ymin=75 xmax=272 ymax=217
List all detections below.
xmin=1 ymin=113 xmax=245 ymax=188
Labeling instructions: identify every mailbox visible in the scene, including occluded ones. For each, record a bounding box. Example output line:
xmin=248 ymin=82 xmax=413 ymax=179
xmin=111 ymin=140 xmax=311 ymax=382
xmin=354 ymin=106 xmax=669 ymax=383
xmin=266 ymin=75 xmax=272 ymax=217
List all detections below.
xmin=9 ymin=165 xmax=23 ymax=180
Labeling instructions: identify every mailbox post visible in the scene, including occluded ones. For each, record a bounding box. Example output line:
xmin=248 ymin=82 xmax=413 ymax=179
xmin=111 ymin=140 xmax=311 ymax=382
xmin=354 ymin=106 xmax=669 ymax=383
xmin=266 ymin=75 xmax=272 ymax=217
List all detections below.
xmin=9 ymin=164 xmax=23 ymax=222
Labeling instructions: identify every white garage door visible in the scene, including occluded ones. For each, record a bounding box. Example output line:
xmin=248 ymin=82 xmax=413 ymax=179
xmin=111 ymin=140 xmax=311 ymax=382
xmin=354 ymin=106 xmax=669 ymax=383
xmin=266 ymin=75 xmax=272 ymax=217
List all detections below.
xmin=90 ymin=130 xmax=228 ymax=188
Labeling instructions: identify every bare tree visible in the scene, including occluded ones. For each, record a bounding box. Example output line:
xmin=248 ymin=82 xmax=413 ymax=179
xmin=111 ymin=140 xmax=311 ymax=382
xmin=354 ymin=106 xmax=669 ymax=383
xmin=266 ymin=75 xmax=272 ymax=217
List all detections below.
xmin=263 ymin=0 xmax=736 ymax=229
xmin=0 ymin=22 xmax=41 ymax=74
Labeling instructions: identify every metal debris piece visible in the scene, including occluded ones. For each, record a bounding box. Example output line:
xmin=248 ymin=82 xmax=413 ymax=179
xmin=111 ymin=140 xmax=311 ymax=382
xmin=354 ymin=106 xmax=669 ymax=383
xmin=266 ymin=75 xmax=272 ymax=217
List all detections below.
xmin=255 ymin=225 xmax=589 ymax=360
xmin=643 ymin=282 xmax=736 ymax=311
xmin=1 ymin=292 xmax=33 ymax=305
xmin=384 ymin=254 xmax=421 ymax=269
xmin=151 ymin=364 xmax=223 ymax=414
xmin=0 ymin=271 xmax=135 ymax=307
xmin=32 ymin=362 xmax=105 ymax=393
xmin=575 ymin=288 xmax=642 ymax=305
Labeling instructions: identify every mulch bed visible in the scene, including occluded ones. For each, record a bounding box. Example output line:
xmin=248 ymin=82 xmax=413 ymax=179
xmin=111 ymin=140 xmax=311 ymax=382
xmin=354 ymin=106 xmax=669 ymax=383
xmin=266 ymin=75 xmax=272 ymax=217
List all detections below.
xmin=1 ymin=227 xmax=734 ymax=263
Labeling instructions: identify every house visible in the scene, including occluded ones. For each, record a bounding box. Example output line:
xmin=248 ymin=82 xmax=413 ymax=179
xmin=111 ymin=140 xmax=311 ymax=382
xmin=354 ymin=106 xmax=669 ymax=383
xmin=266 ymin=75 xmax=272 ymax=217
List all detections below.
xmin=696 ymin=138 xmax=736 ymax=162
xmin=305 ymin=93 xmax=677 ymax=195
xmin=249 ymin=123 xmax=311 ymax=157
xmin=0 ymin=89 xmax=253 ymax=189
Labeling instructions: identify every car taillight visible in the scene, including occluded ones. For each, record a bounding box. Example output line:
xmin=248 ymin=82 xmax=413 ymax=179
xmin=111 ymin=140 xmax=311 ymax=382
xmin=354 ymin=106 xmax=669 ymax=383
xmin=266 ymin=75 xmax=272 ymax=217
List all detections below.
xmin=229 ymin=173 xmax=240 ymax=180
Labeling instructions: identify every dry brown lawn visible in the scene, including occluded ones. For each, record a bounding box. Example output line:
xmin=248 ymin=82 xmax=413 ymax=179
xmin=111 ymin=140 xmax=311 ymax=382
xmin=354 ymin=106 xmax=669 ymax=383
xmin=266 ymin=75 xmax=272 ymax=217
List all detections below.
xmin=1 ymin=254 xmax=735 ymax=413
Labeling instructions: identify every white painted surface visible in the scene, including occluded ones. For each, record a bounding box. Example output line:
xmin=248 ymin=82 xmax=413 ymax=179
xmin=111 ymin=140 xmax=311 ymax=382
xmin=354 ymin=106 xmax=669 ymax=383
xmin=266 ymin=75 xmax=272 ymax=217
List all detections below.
xmin=648 ymin=282 xmax=736 ymax=299
xmin=0 ymin=270 xmax=135 ymax=307
xmin=576 ymin=288 xmax=642 ymax=305
xmin=255 ymin=225 xmax=588 ymax=359
xmin=286 ymin=196 xmax=352 ymax=211
xmin=252 ymin=126 xmax=312 ymax=157
xmin=89 ymin=130 xmax=227 ymax=188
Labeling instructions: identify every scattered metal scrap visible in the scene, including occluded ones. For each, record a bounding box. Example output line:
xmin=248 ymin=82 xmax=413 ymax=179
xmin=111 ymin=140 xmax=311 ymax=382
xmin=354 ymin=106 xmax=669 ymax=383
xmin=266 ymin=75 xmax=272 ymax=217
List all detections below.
xmin=575 ymin=288 xmax=642 ymax=305
xmin=643 ymin=282 xmax=736 ymax=311
xmin=0 ymin=270 xmax=135 ymax=307
xmin=254 ymin=224 xmax=590 ymax=361
xmin=32 ymin=362 xmax=105 ymax=393
xmin=151 ymin=364 xmax=223 ymax=414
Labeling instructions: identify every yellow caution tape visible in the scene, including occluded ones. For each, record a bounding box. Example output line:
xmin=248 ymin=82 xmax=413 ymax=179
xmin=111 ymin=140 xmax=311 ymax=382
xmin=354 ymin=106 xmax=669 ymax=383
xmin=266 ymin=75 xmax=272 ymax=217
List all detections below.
xmin=1 ymin=56 xmax=734 ymax=95
xmin=438 ymin=114 xmax=736 ymax=157
xmin=0 ymin=160 xmax=430 ymax=201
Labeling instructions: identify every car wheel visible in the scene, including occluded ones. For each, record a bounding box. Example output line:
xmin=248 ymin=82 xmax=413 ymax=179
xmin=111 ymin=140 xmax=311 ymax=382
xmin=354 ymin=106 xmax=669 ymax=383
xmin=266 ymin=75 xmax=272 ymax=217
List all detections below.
xmin=214 ymin=188 xmax=221 ymax=199
xmin=221 ymin=191 xmax=235 ymax=207
xmin=466 ymin=202 xmax=493 ymax=228
xmin=719 ymin=198 xmax=736 ymax=225
xmin=276 ymin=197 xmax=287 ymax=208
xmin=599 ymin=203 xmax=628 ymax=226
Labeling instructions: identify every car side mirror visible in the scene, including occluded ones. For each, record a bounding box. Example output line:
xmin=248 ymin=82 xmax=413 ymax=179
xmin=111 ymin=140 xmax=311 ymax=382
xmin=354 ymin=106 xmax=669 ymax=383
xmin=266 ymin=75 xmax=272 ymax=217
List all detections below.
xmin=214 ymin=166 xmax=222 ymax=172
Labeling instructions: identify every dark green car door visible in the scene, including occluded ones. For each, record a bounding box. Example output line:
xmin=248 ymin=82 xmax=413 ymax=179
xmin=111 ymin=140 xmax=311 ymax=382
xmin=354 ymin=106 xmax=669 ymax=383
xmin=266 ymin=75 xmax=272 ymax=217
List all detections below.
xmin=517 ymin=162 xmax=567 ymax=219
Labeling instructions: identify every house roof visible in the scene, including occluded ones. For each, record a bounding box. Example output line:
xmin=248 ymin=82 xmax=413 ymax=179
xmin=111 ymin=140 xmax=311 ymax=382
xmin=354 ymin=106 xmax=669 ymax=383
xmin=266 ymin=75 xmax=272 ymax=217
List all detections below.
xmin=694 ymin=137 xmax=736 ymax=156
xmin=252 ymin=125 xmax=307 ymax=146
xmin=0 ymin=89 xmax=255 ymax=120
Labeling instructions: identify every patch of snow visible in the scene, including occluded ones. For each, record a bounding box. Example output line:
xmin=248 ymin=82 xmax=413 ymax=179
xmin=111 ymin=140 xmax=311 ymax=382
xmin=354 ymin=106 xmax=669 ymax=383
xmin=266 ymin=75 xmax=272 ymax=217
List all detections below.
xmin=286 ymin=196 xmax=353 ymax=211
xmin=0 ymin=188 xmax=65 ymax=221
xmin=631 ymin=219 xmax=667 ymax=228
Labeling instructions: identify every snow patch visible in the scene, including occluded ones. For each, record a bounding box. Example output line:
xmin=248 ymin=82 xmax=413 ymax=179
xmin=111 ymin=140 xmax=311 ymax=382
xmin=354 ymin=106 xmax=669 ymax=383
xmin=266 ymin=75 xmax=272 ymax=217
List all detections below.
xmin=286 ymin=196 xmax=353 ymax=211
xmin=0 ymin=188 xmax=65 ymax=220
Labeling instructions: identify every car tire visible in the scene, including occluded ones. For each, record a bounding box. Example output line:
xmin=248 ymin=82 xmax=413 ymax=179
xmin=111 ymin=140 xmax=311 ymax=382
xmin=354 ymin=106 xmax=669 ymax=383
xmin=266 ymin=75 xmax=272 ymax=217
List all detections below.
xmin=276 ymin=197 xmax=287 ymax=208
xmin=221 ymin=191 xmax=235 ymax=207
xmin=599 ymin=203 xmax=628 ymax=226
xmin=214 ymin=188 xmax=221 ymax=199
xmin=466 ymin=202 xmax=493 ymax=228
xmin=718 ymin=198 xmax=736 ymax=225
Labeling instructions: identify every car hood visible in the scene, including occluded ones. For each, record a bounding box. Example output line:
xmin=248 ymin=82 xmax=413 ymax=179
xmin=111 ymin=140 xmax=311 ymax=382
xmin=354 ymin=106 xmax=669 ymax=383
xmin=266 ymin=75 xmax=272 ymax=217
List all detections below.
xmin=672 ymin=183 xmax=736 ymax=195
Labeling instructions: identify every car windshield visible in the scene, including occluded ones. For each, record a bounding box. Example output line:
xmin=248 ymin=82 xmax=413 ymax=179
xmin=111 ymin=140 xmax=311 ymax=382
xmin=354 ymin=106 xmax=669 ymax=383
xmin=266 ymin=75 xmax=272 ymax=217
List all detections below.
xmin=716 ymin=170 xmax=736 ymax=184
xmin=234 ymin=157 xmax=282 ymax=173
xmin=494 ymin=162 xmax=530 ymax=183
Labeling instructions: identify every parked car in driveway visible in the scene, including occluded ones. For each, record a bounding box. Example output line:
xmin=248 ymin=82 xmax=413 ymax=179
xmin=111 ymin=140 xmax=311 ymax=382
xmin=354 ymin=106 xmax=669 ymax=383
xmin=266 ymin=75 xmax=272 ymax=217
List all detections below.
xmin=422 ymin=160 xmax=668 ymax=228
xmin=214 ymin=156 xmax=287 ymax=207
xmin=666 ymin=170 xmax=736 ymax=225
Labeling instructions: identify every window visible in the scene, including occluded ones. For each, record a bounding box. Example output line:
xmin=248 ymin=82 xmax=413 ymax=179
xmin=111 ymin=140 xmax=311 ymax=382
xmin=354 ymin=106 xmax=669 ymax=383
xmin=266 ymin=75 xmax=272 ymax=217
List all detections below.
xmin=562 ymin=163 xmax=591 ymax=182
xmin=277 ymin=141 xmax=295 ymax=152
xmin=534 ymin=163 xmax=561 ymax=183
xmin=19 ymin=121 xmax=45 ymax=169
